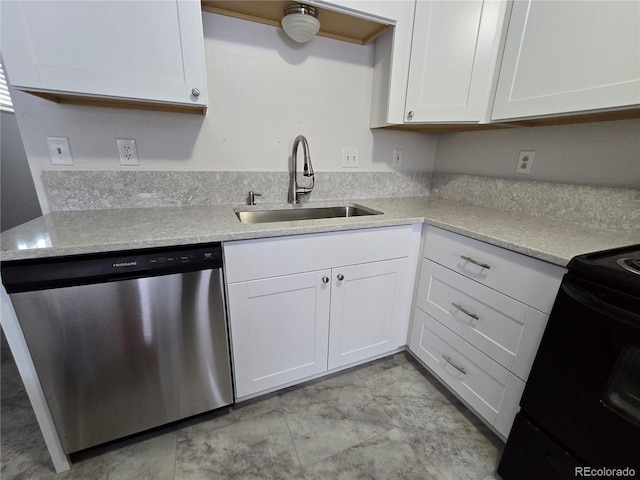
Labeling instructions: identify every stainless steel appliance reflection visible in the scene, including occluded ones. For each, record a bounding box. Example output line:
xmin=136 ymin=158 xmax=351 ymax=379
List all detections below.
xmin=2 ymin=244 xmax=233 ymax=454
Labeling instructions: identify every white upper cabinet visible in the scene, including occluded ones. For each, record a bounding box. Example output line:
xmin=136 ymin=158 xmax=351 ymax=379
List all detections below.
xmin=314 ymin=0 xmax=397 ymax=20
xmin=404 ymin=0 xmax=509 ymax=123
xmin=492 ymin=0 xmax=640 ymax=120
xmin=1 ymin=0 xmax=208 ymax=110
xmin=370 ymin=1 xmax=417 ymax=126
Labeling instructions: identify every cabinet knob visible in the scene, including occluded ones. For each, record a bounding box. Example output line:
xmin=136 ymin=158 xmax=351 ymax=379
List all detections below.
xmin=322 ymin=276 xmax=329 ymax=284
xmin=191 ymin=88 xmax=201 ymax=97
xmin=407 ymin=110 xmax=414 ymax=119
xmin=337 ymin=274 xmax=344 ymax=281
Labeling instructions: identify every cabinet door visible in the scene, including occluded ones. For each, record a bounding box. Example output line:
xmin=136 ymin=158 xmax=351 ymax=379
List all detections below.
xmin=370 ymin=1 xmax=417 ymax=126
xmin=404 ymin=0 xmax=507 ymax=122
xmin=328 ymin=258 xmax=411 ymax=369
xmin=1 ymin=0 xmax=207 ymax=107
xmin=492 ymin=0 xmax=640 ymax=120
xmin=227 ymin=270 xmax=331 ymax=399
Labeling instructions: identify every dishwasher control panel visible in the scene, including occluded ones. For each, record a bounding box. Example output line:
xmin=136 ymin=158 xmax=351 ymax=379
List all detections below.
xmin=103 ymin=245 xmax=222 ymax=275
xmin=2 ymin=243 xmax=223 ymax=292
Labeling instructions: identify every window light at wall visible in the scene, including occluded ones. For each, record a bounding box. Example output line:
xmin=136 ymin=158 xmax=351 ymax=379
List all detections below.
xmin=0 ymin=61 xmax=14 ymax=113
xmin=281 ymin=4 xmax=320 ymax=43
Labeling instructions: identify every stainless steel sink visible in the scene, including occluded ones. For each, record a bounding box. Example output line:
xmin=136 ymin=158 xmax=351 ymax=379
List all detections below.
xmin=235 ymin=204 xmax=383 ymax=224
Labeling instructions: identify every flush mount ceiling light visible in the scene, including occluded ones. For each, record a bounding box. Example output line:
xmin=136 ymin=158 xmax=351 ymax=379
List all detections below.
xmin=281 ymin=4 xmax=320 ymax=43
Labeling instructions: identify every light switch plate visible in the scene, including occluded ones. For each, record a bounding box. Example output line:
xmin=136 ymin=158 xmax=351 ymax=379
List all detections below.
xmin=342 ymin=147 xmax=359 ymax=168
xmin=392 ymin=149 xmax=403 ymax=168
xmin=47 ymin=137 xmax=73 ymax=165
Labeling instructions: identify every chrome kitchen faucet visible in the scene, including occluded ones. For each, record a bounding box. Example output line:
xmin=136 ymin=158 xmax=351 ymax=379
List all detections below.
xmin=288 ymin=135 xmax=314 ymax=204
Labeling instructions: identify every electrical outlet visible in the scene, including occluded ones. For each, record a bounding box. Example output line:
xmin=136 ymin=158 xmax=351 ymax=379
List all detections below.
xmin=516 ymin=150 xmax=535 ymax=174
xmin=392 ymin=149 xmax=403 ymax=168
xmin=342 ymin=147 xmax=359 ymax=168
xmin=46 ymin=137 xmax=73 ymax=165
xmin=117 ymin=138 xmax=139 ymax=166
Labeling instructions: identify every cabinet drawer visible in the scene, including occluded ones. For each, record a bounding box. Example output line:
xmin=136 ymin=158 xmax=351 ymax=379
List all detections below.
xmin=225 ymin=225 xmax=419 ymax=283
xmin=409 ymin=308 xmax=509 ymax=426
xmin=416 ymin=259 xmax=548 ymax=380
xmin=424 ymin=226 xmax=564 ymax=313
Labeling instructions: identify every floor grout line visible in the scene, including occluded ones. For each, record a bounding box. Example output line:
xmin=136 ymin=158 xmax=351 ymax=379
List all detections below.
xmin=2 ymin=348 xmax=503 ymax=480
xmin=279 ymin=406 xmax=304 ymax=473
xmin=171 ymin=431 xmax=178 ymax=480
xmin=297 ymin=426 xmax=400 ymax=471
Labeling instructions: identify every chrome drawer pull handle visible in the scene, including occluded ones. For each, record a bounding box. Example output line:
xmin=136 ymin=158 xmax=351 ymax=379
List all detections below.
xmin=460 ymin=255 xmax=491 ymax=269
xmin=451 ymin=302 xmax=479 ymax=320
xmin=322 ymin=276 xmax=330 ymax=284
xmin=337 ymin=274 xmax=344 ymax=281
xmin=442 ymin=355 xmax=466 ymax=375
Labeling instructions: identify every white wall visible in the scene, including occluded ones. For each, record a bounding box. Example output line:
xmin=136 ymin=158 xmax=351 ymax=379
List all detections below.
xmin=433 ymin=119 xmax=640 ymax=188
xmin=10 ymin=12 xmax=437 ymax=213
xmin=1 ymin=111 xmax=42 ymax=230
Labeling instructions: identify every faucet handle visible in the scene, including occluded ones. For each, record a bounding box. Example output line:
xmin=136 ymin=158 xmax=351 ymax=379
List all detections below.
xmin=247 ymin=191 xmax=262 ymax=205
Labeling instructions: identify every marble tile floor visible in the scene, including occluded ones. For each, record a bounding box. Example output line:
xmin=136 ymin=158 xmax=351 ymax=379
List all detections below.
xmin=1 ymin=345 xmax=504 ymax=480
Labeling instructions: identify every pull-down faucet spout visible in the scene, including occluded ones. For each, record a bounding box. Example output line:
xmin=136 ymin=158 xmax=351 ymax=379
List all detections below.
xmin=288 ymin=135 xmax=315 ymax=204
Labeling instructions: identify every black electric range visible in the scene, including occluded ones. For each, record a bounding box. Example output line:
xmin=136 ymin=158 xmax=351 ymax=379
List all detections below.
xmin=498 ymin=244 xmax=640 ymax=480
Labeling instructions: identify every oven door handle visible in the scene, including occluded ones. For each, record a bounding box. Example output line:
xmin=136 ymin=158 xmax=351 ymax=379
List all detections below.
xmin=562 ymin=281 xmax=640 ymax=327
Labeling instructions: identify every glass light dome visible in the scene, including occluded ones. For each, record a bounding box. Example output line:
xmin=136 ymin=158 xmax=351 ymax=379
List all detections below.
xmin=281 ymin=4 xmax=320 ymax=43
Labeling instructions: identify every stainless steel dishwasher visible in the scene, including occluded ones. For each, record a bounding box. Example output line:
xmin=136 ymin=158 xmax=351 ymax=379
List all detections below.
xmin=1 ymin=243 xmax=233 ymax=454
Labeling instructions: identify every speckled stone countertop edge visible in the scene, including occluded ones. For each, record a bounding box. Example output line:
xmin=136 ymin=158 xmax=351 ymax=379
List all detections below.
xmin=2 ymin=197 xmax=638 ymax=267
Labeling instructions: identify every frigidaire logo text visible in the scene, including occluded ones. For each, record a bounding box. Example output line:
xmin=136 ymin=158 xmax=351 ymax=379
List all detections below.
xmin=113 ymin=261 xmax=137 ymax=268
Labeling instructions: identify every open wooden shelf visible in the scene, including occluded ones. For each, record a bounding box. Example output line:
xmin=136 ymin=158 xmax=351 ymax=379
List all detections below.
xmin=500 ymin=108 xmax=640 ymax=128
xmin=201 ymin=1 xmax=392 ymax=45
xmin=378 ymin=124 xmax=509 ymax=133
xmin=24 ymin=90 xmax=207 ymax=115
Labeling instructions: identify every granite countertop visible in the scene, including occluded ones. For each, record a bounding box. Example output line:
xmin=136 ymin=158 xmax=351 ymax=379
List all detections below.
xmin=1 ymin=197 xmax=638 ymax=266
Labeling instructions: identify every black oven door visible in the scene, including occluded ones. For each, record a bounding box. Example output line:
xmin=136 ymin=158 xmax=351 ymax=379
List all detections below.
xmin=520 ymin=274 xmax=640 ymax=471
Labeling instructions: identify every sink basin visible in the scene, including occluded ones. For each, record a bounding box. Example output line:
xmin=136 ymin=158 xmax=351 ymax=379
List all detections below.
xmin=235 ymin=204 xmax=383 ymax=224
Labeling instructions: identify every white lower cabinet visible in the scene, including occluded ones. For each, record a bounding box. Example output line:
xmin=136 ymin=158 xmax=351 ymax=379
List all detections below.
xmin=416 ymin=259 xmax=549 ymax=381
xmin=328 ymin=258 xmax=410 ymax=369
xmin=225 ymin=225 xmax=420 ymax=400
xmin=409 ymin=226 xmax=565 ymax=439
xmin=410 ymin=309 xmax=516 ymax=426
xmin=227 ymin=270 xmax=331 ymax=398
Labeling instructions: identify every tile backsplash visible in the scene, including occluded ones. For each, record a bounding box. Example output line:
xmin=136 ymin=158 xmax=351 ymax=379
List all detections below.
xmin=42 ymin=171 xmax=432 ymax=211
xmin=41 ymin=170 xmax=638 ymax=233
xmin=431 ymin=174 xmax=639 ymax=233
